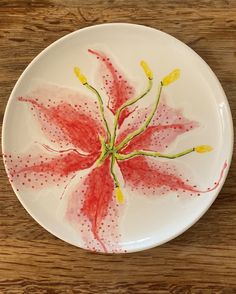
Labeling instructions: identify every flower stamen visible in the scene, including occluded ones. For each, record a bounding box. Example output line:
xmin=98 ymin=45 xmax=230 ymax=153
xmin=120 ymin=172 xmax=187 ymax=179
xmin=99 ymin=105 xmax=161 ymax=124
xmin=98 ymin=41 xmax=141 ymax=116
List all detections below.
xmin=162 ymin=69 xmax=180 ymax=86
xmin=74 ymin=66 xmax=111 ymax=142
xmin=140 ymin=60 xmax=153 ymax=80
xmin=74 ymin=67 xmax=87 ymax=85
xmin=115 ymin=186 xmax=125 ymax=204
xmin=195 ymin=145 xmax=213 ymax=153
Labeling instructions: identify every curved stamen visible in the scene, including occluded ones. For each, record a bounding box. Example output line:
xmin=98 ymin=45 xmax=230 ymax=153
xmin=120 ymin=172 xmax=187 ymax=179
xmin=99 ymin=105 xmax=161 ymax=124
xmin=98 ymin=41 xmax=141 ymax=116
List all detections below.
xmin=116 ymin=68 xmax=181 ymax=152
xmin=110 ymin=153 xmax=125 ymax=204
xmin=116 ymin=82 xmax=163 ymax=151
xmin=74 ymin=67 xmax=111 ymax=142
xmin=116 ymin=145 xmax=213 ymax=161
xmin=111 ymin=78 xmax=153 ymax=149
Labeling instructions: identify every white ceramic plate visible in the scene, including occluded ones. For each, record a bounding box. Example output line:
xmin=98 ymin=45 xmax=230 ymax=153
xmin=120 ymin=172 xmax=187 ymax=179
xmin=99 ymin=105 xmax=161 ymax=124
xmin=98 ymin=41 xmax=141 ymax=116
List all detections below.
xmin=2 ymin=23 xmax=233 ymax=253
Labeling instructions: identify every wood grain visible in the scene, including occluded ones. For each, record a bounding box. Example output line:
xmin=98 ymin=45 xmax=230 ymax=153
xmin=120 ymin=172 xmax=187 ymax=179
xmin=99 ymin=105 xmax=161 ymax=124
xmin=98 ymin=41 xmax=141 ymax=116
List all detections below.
xmin=0 ymin=1 xmax=236 ymax=293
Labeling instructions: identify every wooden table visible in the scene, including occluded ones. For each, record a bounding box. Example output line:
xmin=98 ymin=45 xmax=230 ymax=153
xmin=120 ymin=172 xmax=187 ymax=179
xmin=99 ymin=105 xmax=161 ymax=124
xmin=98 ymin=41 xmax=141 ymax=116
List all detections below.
xmin=0 ymin=1 xmax=235 ymax=292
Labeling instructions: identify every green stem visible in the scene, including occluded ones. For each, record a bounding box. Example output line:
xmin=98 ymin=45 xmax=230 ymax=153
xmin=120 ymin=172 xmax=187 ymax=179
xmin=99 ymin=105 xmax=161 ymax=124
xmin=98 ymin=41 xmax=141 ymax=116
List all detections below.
xmin=85 ymin=83 xmax=111 ymax=142
xmin=116 ymin=82 xmax=163 ymax=151
xmin=110 ymin=78 xmax=153 ymax=148
xmin=110 ymin=153 xmax=120 ymax=187
xmin=95 ymin=136 xmax=109 ymax=166
xmin=115 ymin=148 xmax=195 ymax=160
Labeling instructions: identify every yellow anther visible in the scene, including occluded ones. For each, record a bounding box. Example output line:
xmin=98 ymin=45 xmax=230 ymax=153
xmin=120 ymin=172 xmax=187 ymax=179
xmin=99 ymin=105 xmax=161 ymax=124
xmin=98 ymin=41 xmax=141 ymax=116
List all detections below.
xmin=195 ymin=145 xmax=213 ymax=153
xmin=162 ymin=68 xmax=180 ymax=86
xmin=140 ymin=60 xmax=153 ymax=80
xmin=74 ymin=67 xmax=87 ymax=85
xmin=115 ymin=186 xmax=125 ymax=204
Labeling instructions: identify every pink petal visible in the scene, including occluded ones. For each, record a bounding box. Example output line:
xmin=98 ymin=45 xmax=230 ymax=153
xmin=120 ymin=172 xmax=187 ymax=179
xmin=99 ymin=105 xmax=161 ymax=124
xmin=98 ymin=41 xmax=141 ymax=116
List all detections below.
xmin=88 ymin=49 xmax=135 ymax=127
xmin=118 ymin=156 xmax=198 ymax=197
xmin=66 ymin=158 xmax=122 ymax=253
xmin=117 ymin=99 xmax=199 ymax=153
xmin=18 ymin=84 xmax=106 ymax=153
xmin=4 ymin=149 xmax=98 ymax=191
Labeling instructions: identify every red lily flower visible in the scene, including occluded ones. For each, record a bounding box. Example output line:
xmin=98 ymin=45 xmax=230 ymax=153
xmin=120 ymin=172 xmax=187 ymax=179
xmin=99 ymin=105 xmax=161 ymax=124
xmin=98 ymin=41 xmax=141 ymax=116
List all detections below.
xmin=4 ymin=49 xmax=225 ymax=253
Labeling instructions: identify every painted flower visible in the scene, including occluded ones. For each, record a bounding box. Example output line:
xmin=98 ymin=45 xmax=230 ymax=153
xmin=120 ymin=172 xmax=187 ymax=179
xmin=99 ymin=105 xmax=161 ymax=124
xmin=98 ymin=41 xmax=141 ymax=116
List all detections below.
xmin=4 ymin=49 xmax=225 ymax=253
